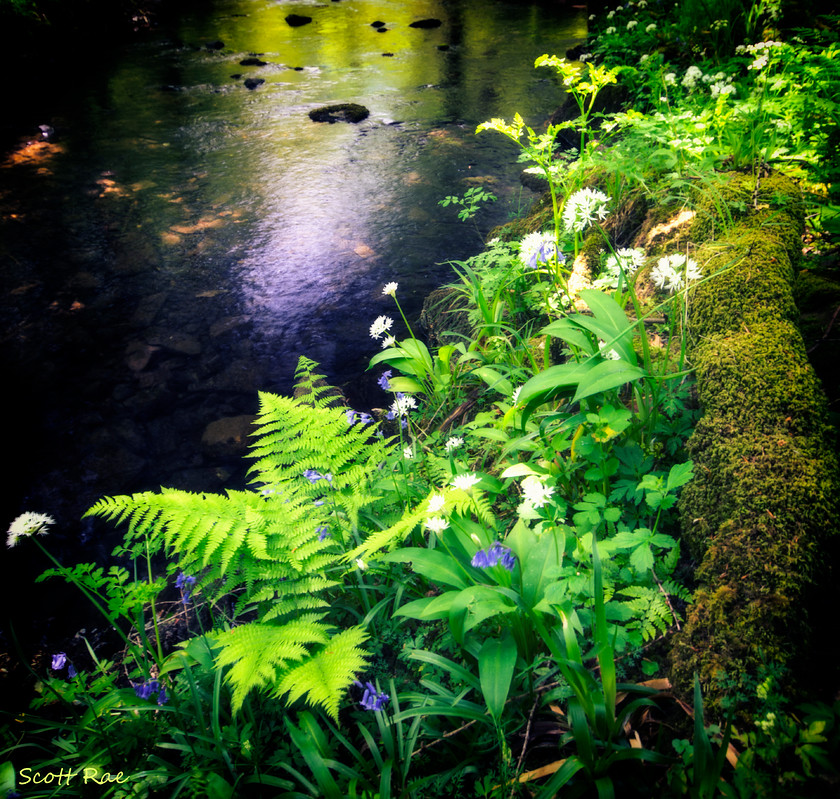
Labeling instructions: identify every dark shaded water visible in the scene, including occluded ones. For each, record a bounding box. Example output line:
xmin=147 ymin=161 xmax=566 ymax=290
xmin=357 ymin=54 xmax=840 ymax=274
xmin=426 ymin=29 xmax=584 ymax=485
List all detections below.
xmin=1 ymin=0 xmax=584 ymax=656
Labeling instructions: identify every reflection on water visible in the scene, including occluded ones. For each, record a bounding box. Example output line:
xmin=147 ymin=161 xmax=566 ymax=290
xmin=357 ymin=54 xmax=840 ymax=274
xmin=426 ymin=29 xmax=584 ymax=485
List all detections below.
xmin=1 ymin=0 xmax=584 ymax=555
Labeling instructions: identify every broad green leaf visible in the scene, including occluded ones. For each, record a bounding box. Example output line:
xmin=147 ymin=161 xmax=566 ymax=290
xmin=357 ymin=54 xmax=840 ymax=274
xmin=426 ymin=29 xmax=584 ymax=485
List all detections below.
xmin=666 ymin=461 xmax=695 ymax=491
xmin=571 ymin=359 xmax=646 ymax=404
xmin=387 ymin=376 xmax=426 ymax=394
xmin=382 ymin=549 xmax=470 ymax=589
xmin=479 ymin=634 xmax=517 ymax=722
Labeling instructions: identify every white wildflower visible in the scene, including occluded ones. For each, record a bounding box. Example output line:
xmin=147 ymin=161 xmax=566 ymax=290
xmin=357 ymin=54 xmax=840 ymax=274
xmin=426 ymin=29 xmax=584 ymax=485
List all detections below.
xmin=606 ymin=247 xmax=646 ymax=275
xmin=511 ymin=386 xmax=522 ymax=406
xmin=355 ymin=558 xmax=368 ymax=571
xmin=650 ymin=253 xmax=702 ymax=294
xmin=607 ymin=10 xmax=615 ymax=18
xmin=381 ymin=335 xmax=397 ymax=349
xmin=444 ymin=436 xmax=464 ymax=452
xmin=627 ymin=20 xmax=637 ymax=30
xmin=562 ymin=187 xmax=610 ymax=233
xmin=646 ymin=23 xmax=656 ymax=32
xmin=451 ymin=473 xmax=481 ymax=492
xmin=664 ymin=72 xmax=676 ymax=85
xmin=370 ymin=315 xmax=394 ymax=339
xmin=427 ymin=494 xmax=446 ymax=513
xmin=681 ymin=65 xmax=702 ymax=88
xmin=521 ymin=476 xmax=555 ymax=509
xmin=605 ymin=26 xmax=616 ymax=34
xmin=425 ymin=516 xmax=450 ymax=534
xmin=382 ymin=282 xmax=398 ymax=297
xmin=7 ymin=512 xmax=55 ymax=548
xmin=403 ymin=446 xmax=414 ymax=460
xmin=390 ymin=393 xmax=417 ymax=417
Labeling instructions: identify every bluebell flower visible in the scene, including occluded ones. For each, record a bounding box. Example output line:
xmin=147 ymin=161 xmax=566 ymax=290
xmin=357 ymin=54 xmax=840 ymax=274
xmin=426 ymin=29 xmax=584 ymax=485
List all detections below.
xmin=314 ymin=499 xmax=325 ymax=507
xmin=51 ymin=652 xmax=67 ymax=670
xmin=303 ymin=469 xmax=324 ymax=483
xmin=317 ymin=526 xmax=331 ymax=541
xmin=378 ymin=371 xmax=393 ymax=391
xmin=175 ymin=571 xmax=196 ymax=605
xmin=346 ymin=410 xmax=359 ymax=425
xmin=358 ymin=680 xmax=390 ymax=711
xmin=134 ymin=679 xmax=166 ymax=704
xmin=471 ymin=542 xmax=516 ymax=572
xmin=68 ymin=664 xmax=77 ymax=678
xmin=359 ymin=413 xmax=373 ymax=425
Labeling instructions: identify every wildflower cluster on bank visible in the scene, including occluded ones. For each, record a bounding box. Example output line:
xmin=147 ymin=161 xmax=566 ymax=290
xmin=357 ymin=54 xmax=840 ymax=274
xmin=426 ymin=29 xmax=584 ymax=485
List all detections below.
xmin=562 ymin=187 xmax=610 ymax=233
xmin=650 ymin=253 xmax=702 ymax=293
xmin=6 ymin=512 xmax=54 ymax=548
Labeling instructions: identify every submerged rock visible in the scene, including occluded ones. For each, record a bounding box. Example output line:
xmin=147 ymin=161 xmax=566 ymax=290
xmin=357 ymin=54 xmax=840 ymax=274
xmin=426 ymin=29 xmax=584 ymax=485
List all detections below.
xmin=244 ymin=78 xmax=265 ymax=90
xmin=308 ymin=103 xmax=369 ymax=124
xmin=285 ymin=13 xmax=312 ymax=27
xmin=240 ymin=57 xmax=268 ymax=66
xmin=409 ymin=18 xmax=442 ymax=29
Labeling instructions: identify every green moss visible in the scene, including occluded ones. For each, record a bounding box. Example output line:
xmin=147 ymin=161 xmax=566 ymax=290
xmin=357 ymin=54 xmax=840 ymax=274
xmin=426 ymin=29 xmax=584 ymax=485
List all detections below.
xmin=689 ymin=172 xmax=805 ymax=259
xmin=688 ymin=229 xmax=799 ymax=342
xmin=692 ymin=319 xmax=829 ymax=436
xmin=668 ymin=171 xmax=840 ymax=711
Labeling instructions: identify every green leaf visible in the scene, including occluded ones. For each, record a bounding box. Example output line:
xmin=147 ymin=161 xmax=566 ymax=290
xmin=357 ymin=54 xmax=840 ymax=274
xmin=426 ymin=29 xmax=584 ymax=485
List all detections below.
xmin=571 ymin=359 xmax=646 ymax=404
xmin=382 ymin=549 xmax=470 ymax=589
xmin=666 ymin=461 xmax=695 ymax=491
xmin=387 ymin=376 xmax=426 ymax=394
xmin=478 ymin=634 xmax=517 ymax=722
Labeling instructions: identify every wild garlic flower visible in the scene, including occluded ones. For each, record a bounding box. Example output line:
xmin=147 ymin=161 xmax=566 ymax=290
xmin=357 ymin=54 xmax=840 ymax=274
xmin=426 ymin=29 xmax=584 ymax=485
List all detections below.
xmin=607 ymin=10 xmax=615 ymax=18
xmin=664 ymin=72 xmax=676 ymax=85
xmin=605 ymin=247 xmax=646 ymax=276
xmin=369 ymin=315 xmax=394 ymax=339
xmin=711 ymin=81 xmax=736 ymax=98
xmin=562 ymin=187 xmax=610 ymax=233
xmin=519 ymin=231 xmax=561 ymax=269
xmin=646 ymin=23 xmax=656 ymax=32
xmin=521 ymin=475 xmax=555 ymax=509
xmin=605 ymin=26 xmax=616 ymax=34
xmin=444 ymin=435 xmax=464 ymax=452
xmin=627 ymin=20 xmax=637 ymax=30
xmin=382 ymin=282 xmax=398 ymax=297
xmin=403 ymin=446 xmax=414 ymax=460
xmin=6 ymin=512 xmax=54 ymax=548
xmin=427 ymin=494 xmax=446 ymax=513
xmin=390 ymin=392 xmax=417 ymax=417
xmin=650 ymin=253 xmax=702 ymax=293
xmin=425 ymin=516 xmax=450 ymax=534
xmin=511 ymin=386 xmax=522 ymax=406
xmin=451 ymin=473 xmax=481 ymax=492
xmin=381 ymin=335 xmax=397 ymax=349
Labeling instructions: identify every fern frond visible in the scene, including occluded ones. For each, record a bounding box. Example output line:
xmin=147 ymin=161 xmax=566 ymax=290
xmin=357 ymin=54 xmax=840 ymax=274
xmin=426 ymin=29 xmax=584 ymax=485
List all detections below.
xmin=276 ymin=626 xmax=369 ymax=720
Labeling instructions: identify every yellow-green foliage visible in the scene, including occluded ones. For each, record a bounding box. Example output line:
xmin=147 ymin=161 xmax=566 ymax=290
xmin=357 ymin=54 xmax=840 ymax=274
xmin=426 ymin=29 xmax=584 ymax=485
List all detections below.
xmin=86 ymin=357 xmax=393 ymax=717
xmin=670 ymin=173 xmax=840 ymax=707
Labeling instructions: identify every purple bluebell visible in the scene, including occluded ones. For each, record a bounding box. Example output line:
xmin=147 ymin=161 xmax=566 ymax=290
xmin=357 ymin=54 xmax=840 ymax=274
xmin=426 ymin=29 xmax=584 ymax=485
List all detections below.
xmin=317 ymin=526 xmax=331 ymax=541
xmin=359 ymin=413 xmax=373 ymax=425
xmin=359 ymin=681 xmax=390 ymax=711
xmin=346 ymin=409 xmax=359 ymax=425
xmin=51 ymin=652 xmax=67 ymax=670
xmin=176 ymin=571 xmax=196 ymax=605
xmin=134 ymin=679 xmax=166 ymax=704
xmin=378 ymin=371 xmax=393 ymax=391
xmin=303 ymin=469 xmax=324 ymax=483
xmin=68 ymin=664 xmax=77 ymax=678
xmin=471 ymin=542 xmax=517 ymax=572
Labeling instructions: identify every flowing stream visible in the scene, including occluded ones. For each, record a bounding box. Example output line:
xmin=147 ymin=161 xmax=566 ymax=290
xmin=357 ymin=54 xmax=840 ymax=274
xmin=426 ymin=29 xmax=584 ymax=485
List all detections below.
xmin=1 ymin=0 xmax=584 ymax=646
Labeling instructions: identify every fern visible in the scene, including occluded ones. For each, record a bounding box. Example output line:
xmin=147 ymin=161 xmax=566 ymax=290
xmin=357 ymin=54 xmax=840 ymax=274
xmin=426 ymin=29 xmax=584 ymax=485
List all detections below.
xmin=85 ymin=357 xmax=392 ymax=718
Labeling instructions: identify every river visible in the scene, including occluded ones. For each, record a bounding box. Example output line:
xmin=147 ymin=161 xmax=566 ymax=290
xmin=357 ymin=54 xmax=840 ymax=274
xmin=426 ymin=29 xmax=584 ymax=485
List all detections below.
xmin=0 ymin=0 xmax=584 ymax=656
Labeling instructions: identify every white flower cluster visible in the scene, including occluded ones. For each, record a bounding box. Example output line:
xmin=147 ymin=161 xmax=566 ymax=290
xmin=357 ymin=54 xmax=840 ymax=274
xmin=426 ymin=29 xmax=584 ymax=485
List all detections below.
xmin=598 ymin=340 xmax=621 ymax=360
xmin=425 ymin=490 xmax=449 ymax=534
xmin=370 ymin=315 xmax=394 ymax=340
xmin=737 ymin=40 xmax=784 ymax=71
xmin=606 ymin=26 xmax=616 ymax=34
xmin=451 ymin=473 xmax=481 ymax=492
xmin=519 ymin=231 xmax=559 ymax=269
xmin=444 ymin=435 xmax=464 ymax=452
xmin=681 ymin=65 xmax=703 ymax=88
xmin=390 ymin=393 xmax=417 ymax=417
xmin=650 ymin=253 xmax=702 ymax=293
xmin=646 ymin=23 xmax=656 ymax=32
xmin=627 ymin=20 xmax=637 ymax=30
xmin=520 ymin=475 xmax=555 ymax=511
xmin=595 ymin=247 xmax=646 ymax=289
xmin=562 ymin=187 xmax=610 ymax=233
xmin=7 ymin=512 xmax=54 ymax=548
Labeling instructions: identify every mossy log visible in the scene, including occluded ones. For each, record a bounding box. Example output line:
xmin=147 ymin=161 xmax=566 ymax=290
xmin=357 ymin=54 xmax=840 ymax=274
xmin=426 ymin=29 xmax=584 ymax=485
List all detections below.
xmin=669 ymin=173 xmax=840 ymax=710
